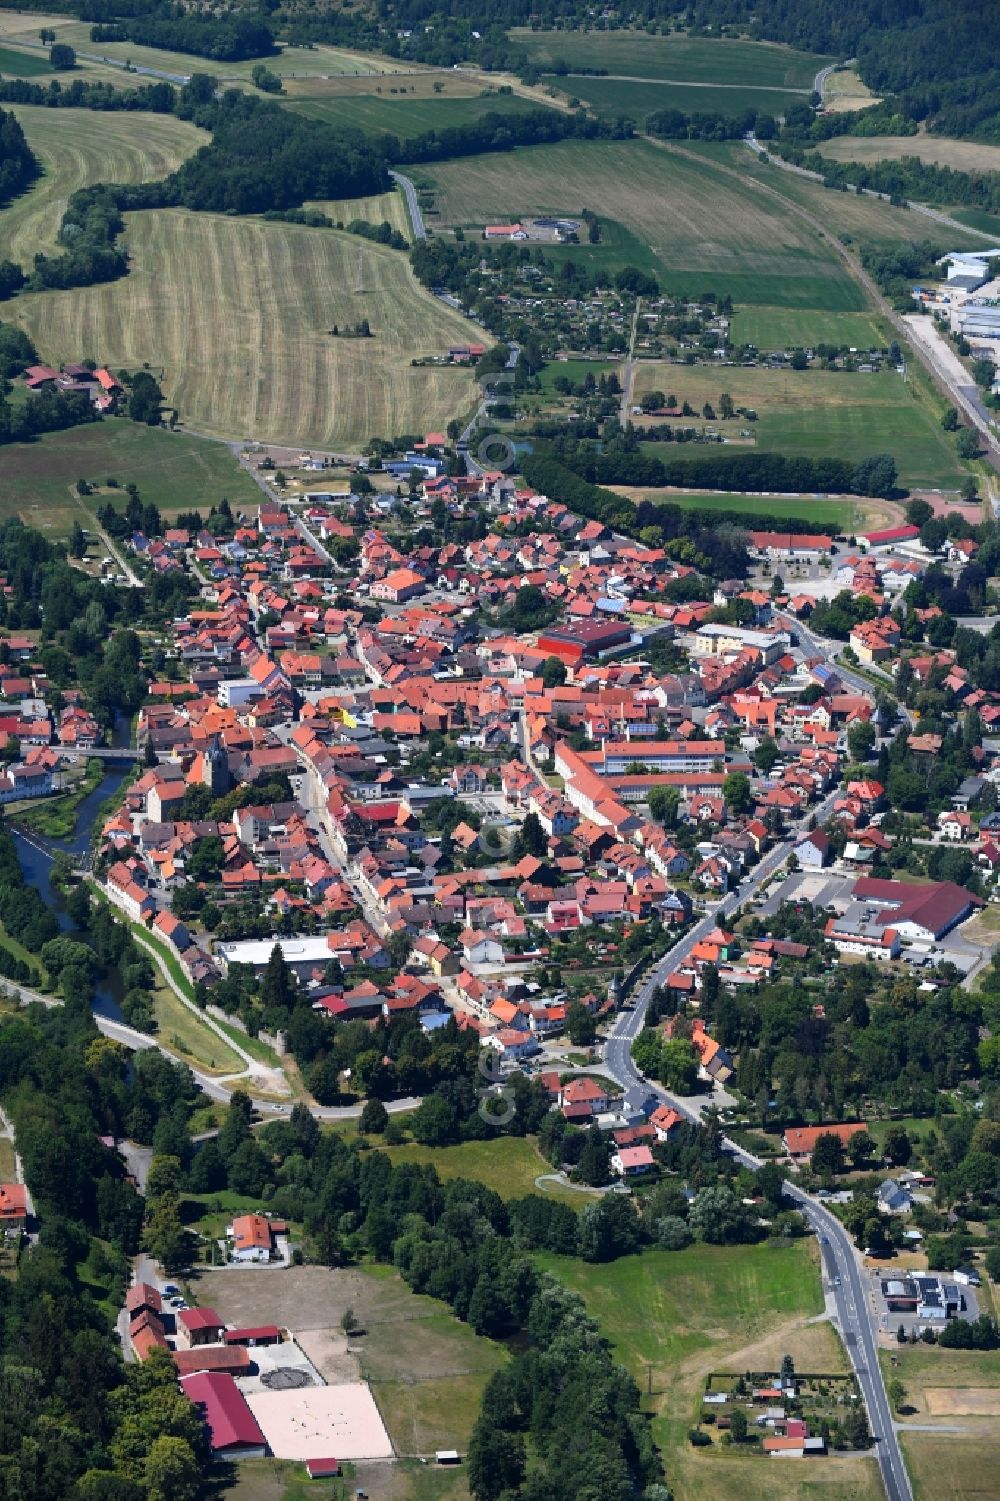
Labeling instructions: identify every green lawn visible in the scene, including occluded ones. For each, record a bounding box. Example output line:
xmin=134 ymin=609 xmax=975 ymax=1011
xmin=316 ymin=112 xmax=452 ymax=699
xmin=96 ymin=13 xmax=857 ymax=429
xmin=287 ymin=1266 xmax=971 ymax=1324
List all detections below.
xmin=551 ymin=75 xmax=805 ymax=121
xmin=731 ymin=306 xmax=886 ymax=350
xmin=0 ymin=419 xmax=260 ymax=536
xmin=0 ymin=1137 xmax=15 ymax=1180
xmin=537 ymin=1242 xmax=824 ymax=1400
xmin=290 ymin=89 xmax=544 ymax=141
xmin=154 ymin=982 xmax=245 ymax=1076
xmin=0 ymin=43 xmax=53 ymax=75
xmin=537 ymin=357 xmax=613 ymax=391
xmin=512 ymin=29 xmax=829 ymax=89
xmin=382 ymin=1135 xmax=585 ymax=1205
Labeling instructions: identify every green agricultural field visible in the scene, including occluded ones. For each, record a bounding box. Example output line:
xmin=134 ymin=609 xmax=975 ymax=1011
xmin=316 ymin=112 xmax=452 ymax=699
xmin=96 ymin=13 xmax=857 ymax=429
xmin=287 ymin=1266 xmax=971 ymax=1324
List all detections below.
xmin=425 ymin=137 xmax=865 ymax=309
xmin=512 ymin=28 xmax=829 ymax=89
xmin=291 ymin=89 xmax=544 ymax=142
xmin=730 ymin=306 xmax=886 ymax=349
xmin=7 ymin=208 xmax=480 ymax=448
xmin=631 ymin=360 xmax=970 ymax=488
xmin=0 ymin=420 xmax=260 ymax=533
xmin=951 ymin=207 xmax=1000 ymax=238
xmin=549 ymin=76 xmax=806 ymax=121
xmin=0 ymin=104 xmax=208 ymax=262
xmin=0 ymin=43 xmax=53 ymax=75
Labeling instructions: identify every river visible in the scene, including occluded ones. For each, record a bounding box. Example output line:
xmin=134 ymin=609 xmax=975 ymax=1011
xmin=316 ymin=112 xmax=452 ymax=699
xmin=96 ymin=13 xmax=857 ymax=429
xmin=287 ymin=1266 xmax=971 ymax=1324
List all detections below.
xmin=12 ymin=716 xmax=134 ymax=1021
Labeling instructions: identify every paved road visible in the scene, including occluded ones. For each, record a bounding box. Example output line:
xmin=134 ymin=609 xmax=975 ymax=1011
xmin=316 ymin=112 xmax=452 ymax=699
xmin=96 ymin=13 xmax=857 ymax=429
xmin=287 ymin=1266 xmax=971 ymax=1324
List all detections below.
xmin=16 ymin=36 xmax=190 ymax=83
xmin=774 ymin=609 xmax=916 ymax=728
xmin=813 ymin=61 xmax=840 ymax=102
xmin=600 ymin=779 xmax=913 ymax=1501
xmin=390 ymin=170 xmax=426 ymax=241
xmin=564 ymin=70 xmax=808 ymax=93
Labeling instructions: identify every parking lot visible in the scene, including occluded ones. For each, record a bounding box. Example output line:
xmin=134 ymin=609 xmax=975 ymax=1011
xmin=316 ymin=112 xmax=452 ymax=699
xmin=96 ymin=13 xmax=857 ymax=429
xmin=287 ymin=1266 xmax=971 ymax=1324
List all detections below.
xmin=869 ymin=1268 xmax=979 ymax=1340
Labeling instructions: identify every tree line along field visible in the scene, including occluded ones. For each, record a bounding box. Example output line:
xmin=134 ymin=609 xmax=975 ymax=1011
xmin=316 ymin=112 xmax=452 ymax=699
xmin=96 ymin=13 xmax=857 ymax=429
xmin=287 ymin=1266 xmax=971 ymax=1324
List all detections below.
xmin=0 ymin=420 xmax=260 ymax=534
xmin=0 ymin=105 xmax=209 ymax=262
xmin=423 ymin=138 xmax=867 ymax=311
xmin=5 ymin=208 xmax=480 ymax=449
xmin=631 ymin=360 xmax=971 ymax=490
xmin=614 ymin=490 xmax=867 ymax=531
xmin=306 ymin=188 xmax=412 ymax=240
xmin=511 ymin=29 xmax=829 ymax=90
xmin=0 ymin=9 xmax=405 ymax=80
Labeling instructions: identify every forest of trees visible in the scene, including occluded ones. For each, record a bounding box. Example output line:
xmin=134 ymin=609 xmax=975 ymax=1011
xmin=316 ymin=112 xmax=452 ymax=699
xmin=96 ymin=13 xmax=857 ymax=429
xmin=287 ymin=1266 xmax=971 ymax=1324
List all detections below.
xmin=0 ymin=105 xmax=37 ymax=205
xmin=529 ymin=433 xmax=899 ymax=501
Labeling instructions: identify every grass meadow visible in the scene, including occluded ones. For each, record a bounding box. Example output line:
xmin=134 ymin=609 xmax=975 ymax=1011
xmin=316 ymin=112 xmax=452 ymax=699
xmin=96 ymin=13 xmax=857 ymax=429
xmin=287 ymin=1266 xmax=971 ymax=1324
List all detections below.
xmin=0 ymin=420 xmax=260 ymax=532
xmin=7 ymin=208 xmax=479 ymax=448
xmin=291 ymin=89 xmax=544 ymax=142
xmin=537 ymin=1241 xmax=881 ymax=1501
xmin=631 ymin=360 xmax=970 ymax=488
xmin=730 ymin=305 xmax=886 ymax=349
xmin=819 ymin=134 xmax=1000 ymax=176
xmin=511 ymin=29 xmax=828 ymax=89
xmin=879 ymin=1345 xmax=1000 ymax=1501
xmin=0 ymin=42 xmax=52 ymax=75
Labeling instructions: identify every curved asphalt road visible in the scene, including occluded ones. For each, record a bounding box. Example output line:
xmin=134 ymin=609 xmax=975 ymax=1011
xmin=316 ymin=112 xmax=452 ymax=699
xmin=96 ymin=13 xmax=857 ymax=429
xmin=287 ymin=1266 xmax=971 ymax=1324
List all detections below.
xmin=602 ymin=778 xmax=913 ymax=1501
xmin=390 ymin=170 xmax=426 ymax=241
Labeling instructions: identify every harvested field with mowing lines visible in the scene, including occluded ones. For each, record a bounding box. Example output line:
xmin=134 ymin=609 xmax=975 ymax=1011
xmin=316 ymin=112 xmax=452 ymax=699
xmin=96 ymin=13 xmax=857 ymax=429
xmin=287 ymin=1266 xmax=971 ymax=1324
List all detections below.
xmin=556 ymin=76 xmax=804 ymax=120
xmin=291 ymin=89 xmax=544 ymax=142
xmin=512 ymin=29 xmax=828 ymax=89
xmin=425 ymin=138 xmax=864 ymax=309
xmin=0 ymin=420 xmax=260 ymax=531
xmin=305 ymin=188 xmax=411 ymax=240
xmin=0 ymin=105 xmax=207 ymax=262
xmin=631 ymin=359 xmax=969 ymax=489
xmin=819 ymin=133 xmax=1000 ymax=176
xmin=8 ymin=209 xmax=479 ymax=448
